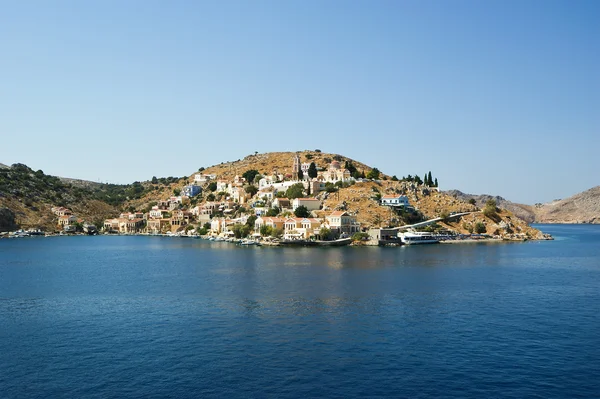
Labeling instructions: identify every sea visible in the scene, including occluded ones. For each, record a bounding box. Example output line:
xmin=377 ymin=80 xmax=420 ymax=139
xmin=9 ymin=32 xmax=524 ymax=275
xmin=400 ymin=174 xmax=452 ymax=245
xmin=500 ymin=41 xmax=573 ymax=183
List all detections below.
xmin=1 ymin=224 xmax=599 ymax=398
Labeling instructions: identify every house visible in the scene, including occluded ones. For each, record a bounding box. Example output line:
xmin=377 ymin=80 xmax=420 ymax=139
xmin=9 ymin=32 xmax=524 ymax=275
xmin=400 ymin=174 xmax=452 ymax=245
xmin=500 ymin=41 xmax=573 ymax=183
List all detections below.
xmin=58 ymin=214 xmax=77 ymax=226
xmin=216 ymin=180 xmax=229 ymax=192
xmin=301 ymin=162 xmax=311 ymax=174
xmin=231 ymin=187 xmax=249 ymax=204
xmin=292 ymin=198 xmax=321 ymax=212
xmin=120 ymin=212 xmax=144 ymax=220
xmin=325 ymin=211 xmax=360 ymax=235
xmin=104 ymin=218 xmax=120 ymax=232
xmin=258 ymin=188 xmax=275 ymax=201
xmin=272 ymin=198 xmax=291 ymax=209
xmin=149 ymin=207 xmax=170 ymax=219
xmin=201 ymin=202 xmax=219 ymax=215
xmin=194 ymin=173 xmax=216 ymax=183
xmin=171 ymin=210 xmax=193 ymax=228
xmin=210 ymin=218 xmax=229 ymax=234
xmin=381 ymin=194 xmax=410 ymax=208
xmin=254 ymin=217 xmax=286 ymax=233
xmin=146 ymin=219 xmax=171 ymax=234
xmin=283 ymin=217 xmax=322 ymax=239
xmin=52 ymin=207 xmax=72 ymax=217
xmin=182 ymin=184 xmax=202 ymax=198
xmin=119 ymin=218 xmax=145 ymax=233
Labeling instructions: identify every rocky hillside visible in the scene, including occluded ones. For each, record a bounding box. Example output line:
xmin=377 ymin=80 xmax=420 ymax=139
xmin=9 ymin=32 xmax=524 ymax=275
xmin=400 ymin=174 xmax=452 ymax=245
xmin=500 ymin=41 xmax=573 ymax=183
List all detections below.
xmin=534 ymin=186 xmax=600 ymax=224
xmin=0 ymin=163 xmax=151 ymax=231
xmin=447 ymin=187 xmax=600 ymax=224
xmin=318 ymin=181 xmax=544 ymax=239
xmin=445 ymin=190 xmax=537 ymax=223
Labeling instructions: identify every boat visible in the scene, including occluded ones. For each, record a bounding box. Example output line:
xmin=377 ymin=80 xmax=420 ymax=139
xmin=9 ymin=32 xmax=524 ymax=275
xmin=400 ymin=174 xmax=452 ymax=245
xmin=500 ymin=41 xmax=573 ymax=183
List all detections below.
xmin=400 ymin=231 xmax=439 ymax=245
xmin=314 ymin=237 xmax=352 ymax=246
xmin=279 ymin=239 xmax=318 ymax=247
xmin=240 ymin=239 xmax=261 ymax=246
xmin=279 ymin=237 xmax=352 ymax=247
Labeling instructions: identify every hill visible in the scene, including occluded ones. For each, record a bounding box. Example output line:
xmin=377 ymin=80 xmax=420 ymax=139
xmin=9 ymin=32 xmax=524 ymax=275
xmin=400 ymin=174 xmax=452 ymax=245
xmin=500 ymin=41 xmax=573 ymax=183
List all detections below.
xmin=0 ymin=152 xmax=552 ymax=239
xmin=124 ymin=150 xmax=544 ymax=239
xmin=533 ymin=186 xmax=600 ymax=224
xmin=0 ymin=163 xmax=152 ymax=230
xmin=446 ymin=187 xmax=600 ymax=224
xmin=445 ymin=190 xmax=537 ymax=223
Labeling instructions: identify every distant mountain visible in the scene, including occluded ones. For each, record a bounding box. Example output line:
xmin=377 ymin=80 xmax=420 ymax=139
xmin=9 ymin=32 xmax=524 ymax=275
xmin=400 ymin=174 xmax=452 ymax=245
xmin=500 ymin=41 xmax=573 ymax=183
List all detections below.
xmin=446 ymin=187 xmax=600 ymax=224
xmin=0 ymin=163 xmax=9 ymax=169
xmin=534 ymin=186 xmax=600 ymax=224
xmin=444 ymin=190 xmax=537 ymax=223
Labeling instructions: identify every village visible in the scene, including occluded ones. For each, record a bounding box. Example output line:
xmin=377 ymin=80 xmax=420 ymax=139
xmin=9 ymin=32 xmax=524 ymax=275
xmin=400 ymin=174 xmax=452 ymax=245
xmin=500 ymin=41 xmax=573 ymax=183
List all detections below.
xmin=95 ymin=154 xmax=417 ymax=243
xmin=2 ymin=152 xmax=551 ymax=243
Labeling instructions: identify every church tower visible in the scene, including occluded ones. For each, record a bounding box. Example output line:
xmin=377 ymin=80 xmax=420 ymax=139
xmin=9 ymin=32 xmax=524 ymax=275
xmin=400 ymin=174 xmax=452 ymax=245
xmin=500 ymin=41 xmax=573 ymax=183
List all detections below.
xmin=292 ymin=154 xmax=301 ymax=180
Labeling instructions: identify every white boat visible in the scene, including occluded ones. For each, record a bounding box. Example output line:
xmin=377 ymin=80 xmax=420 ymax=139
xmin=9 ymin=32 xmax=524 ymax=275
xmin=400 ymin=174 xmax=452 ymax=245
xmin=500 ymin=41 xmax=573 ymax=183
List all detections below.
xmin=400 ymin=231 xmax=439 ymax=245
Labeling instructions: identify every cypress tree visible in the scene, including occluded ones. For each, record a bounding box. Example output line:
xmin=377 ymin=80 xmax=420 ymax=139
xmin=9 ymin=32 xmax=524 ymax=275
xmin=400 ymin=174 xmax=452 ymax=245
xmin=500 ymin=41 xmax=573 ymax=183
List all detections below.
xmin=307 ymin=162 xmax=318 ymax=179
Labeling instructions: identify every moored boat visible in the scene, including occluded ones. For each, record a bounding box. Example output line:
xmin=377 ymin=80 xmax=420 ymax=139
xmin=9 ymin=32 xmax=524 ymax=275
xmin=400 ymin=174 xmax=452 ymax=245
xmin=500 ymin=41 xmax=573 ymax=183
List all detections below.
xmin=400 ymin=232 xmax=439 ymax=245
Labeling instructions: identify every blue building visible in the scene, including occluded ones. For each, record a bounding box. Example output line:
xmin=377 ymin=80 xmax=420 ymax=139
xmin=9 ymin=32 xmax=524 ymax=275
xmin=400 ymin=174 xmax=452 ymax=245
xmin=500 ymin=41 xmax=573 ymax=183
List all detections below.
xmin=182 ymin=184 xmax=202 ymax=198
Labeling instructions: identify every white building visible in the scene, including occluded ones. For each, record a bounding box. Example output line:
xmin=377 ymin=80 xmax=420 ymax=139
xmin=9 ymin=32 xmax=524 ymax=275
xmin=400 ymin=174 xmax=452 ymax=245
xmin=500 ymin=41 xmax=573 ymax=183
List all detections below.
xmin=292 ymin=198 xmax=321 ymax=212
xmin=381 ymin=194 xmax=410 ymax=208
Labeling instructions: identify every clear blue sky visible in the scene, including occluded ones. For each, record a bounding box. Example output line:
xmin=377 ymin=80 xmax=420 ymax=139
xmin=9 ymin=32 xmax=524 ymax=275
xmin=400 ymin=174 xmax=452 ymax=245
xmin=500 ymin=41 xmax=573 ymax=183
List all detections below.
xmin=1 ymin=0 xmax=598 ymax=204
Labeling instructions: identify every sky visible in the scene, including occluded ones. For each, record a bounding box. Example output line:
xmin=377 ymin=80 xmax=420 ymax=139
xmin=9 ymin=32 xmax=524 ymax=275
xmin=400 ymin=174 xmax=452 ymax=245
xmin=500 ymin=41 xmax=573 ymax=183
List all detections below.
xmin=1 ymin=0 xmax=598 ymax=204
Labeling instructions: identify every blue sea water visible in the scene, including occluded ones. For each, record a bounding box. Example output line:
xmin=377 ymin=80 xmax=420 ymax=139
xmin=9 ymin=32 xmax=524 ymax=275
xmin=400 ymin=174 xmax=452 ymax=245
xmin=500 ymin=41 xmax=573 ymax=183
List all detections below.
xmin=1 ymin=224 xmax=599 ymax=398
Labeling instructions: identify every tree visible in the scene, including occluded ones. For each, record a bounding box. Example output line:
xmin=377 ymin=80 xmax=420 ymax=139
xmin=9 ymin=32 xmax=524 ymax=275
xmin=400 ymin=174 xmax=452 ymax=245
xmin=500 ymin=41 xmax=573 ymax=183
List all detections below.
xmin=319 ymin=227 xmax=333 ymax=241
xmin=297 ymin=169 xmax=304 ymax=180
xmin=307 ymin=162 xmax=318 ymax=179
xmin=324 ymin=182 xmax=337 ymax=193
xmin=206 ymin=193 xmax=215 ymax=201
xmin=366 ymin=168 xmax=380 ymax=180
xmin=266 ymin=206 xmax=280 ymax=217
xmin=208 ymin=182 xmax=217 ymax=192
xmin=244 ymin=184 xmax=258 ymax=197
xmin=434 ymin=178 xmax=438 ymax=187
xmin=391 ymin=175 xmax=399 ymax=181
xmin=474 ymin=222 xmax=487 ymax=234
xmin=285 ymin=183 xmax=305 ymax=199
xmin=198 ymin=167 xmax=205 ymax=172
xmin=246 ymin=215 xmax=257 ymax=229
xmin=294 ymin=205 xmax=310 ymax=218
xmin=468 ymin=198 xmax=477 ymax=206
xmin=414 ymin=175 xmax=423 ymax=185
xmin=173 ymin=188 xmax=181 ymax=196
xmin=483 ymin=199 xmax=499 ymax=220
xmin=242 ymin=169 xmax=259 ymax=183
xmin=344 ymin=161 xmax=357 ymax=176
xmin=151 ymin=176 xmax=158 ymax=184
xmin=428 ymin=171 xmax=433 ymax=186
xmin=260 ymin=224 xmax=273 ymax=237
xmin=440 ymin=210 xmax=450 ymax=221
